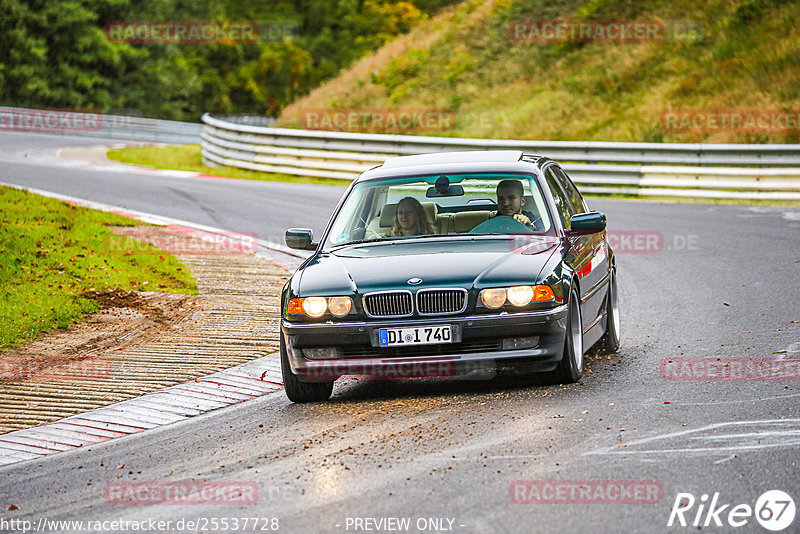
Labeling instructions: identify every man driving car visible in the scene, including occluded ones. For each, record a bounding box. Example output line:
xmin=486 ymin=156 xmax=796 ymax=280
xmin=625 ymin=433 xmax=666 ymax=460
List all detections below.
xmin=494 ymin=179 xmax=541 ymax=230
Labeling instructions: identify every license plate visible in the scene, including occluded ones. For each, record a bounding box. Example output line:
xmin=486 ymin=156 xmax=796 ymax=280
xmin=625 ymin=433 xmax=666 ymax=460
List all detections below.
xmin=378 ymin=325 xmax=453 ymax=347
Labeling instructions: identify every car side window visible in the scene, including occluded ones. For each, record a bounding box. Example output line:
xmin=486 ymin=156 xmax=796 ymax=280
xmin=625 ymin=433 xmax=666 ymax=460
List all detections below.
xmin=544 ymin=168 xmax=574 ymax=229
xmin=553 ymin=166 xmax=586 ymax=214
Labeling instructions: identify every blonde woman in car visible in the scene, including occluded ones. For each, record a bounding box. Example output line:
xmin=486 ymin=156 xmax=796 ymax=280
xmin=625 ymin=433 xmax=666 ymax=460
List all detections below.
xmin=386 ymin=197 xmax=434 ymax=237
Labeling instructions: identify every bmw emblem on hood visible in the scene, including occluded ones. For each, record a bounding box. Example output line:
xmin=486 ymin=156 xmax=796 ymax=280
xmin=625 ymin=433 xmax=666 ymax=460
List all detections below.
xmin=407 ymin=278 xmax=423 ymax=285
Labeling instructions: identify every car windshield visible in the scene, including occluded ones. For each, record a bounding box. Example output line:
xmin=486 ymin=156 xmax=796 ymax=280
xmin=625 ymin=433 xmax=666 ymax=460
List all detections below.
xmin=323 ymin=172 xmax=554 ymax=249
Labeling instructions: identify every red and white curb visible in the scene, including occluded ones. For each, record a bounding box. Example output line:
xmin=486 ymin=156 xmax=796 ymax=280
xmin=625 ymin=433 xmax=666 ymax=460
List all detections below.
xmin=0 ymin=181 xmax=309 ymax=467
xmin=0 ymin=357 xmax=283 ymax=466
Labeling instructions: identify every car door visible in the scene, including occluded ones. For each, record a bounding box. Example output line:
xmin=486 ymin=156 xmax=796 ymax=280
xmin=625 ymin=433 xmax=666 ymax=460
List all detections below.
xmin=551 ymin=165 xmax=609 ymax=328
xmin=543 ymin=165 xmax=602 ymax=326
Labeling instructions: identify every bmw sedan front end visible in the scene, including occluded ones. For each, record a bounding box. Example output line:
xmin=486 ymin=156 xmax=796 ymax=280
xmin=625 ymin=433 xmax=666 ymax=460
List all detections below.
xmin=280 ymin=151 xmax=616 ymax=402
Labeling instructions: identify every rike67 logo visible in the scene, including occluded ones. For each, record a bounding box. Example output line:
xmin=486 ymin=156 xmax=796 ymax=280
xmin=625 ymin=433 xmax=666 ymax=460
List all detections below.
xmin=668 ymin=490 xmax=796 ymax=531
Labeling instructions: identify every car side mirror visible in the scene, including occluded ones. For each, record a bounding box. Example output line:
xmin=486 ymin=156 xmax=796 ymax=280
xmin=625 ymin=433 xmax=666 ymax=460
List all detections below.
xmin=568 ymin=212 xmax=606 ymax=234
xmin=285 ymin=228 xmax=317 ymax=250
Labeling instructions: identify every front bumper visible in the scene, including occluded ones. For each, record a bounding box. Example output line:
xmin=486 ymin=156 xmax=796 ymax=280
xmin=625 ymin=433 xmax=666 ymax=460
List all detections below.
xmin=282 ymin=305 xmax=568 ymax=381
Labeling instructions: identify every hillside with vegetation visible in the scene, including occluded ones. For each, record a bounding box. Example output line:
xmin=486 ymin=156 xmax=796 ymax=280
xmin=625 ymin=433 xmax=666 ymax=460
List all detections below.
xmin=277 ymin=0 xmax=800 ymax=143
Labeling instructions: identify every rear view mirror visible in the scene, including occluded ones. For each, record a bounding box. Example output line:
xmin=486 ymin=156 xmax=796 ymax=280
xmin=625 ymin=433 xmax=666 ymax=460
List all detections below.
xmin=285 ymin=228 xmax=317 ymax=250
xmin=426 ymin=185 xmax=464 ymax=197
xmin=568 ymin=212 xmax=606 ymax=234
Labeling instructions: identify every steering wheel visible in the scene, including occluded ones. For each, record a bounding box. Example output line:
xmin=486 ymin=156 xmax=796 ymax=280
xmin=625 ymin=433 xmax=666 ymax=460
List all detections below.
xmin=468 ymin=215 xmax=535 ymax=235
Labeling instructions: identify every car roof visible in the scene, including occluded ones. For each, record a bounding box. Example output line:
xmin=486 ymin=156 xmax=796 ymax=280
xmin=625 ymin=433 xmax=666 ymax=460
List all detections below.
xmin=381 ymin=150 xmax=524 ymax=168
xmin=356 ymin=151 xmax=551 ymax=183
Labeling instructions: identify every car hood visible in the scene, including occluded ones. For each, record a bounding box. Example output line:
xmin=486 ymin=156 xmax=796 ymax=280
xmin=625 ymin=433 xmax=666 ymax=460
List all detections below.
xmin=296 ymin=236 xmax=561 ymax=295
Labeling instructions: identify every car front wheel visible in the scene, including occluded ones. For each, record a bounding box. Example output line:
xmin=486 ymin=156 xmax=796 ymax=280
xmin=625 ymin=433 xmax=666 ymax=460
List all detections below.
xmin=546 ymin=286 xmax=583 ymax=384
xmin=600 ymin=269 xmax=620 ymax=353
xmin=280 ymin=332 xmax=334 ymax=403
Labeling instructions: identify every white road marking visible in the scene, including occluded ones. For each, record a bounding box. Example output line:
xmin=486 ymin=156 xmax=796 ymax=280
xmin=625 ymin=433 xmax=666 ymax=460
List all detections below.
xmin=584 ymin=419 xmax=800 ymax=456
xmin=678 ymin=392 xmax=800 ymax=405
xmin=694 ymin=430 xmax=800 ymax=440
xmin=782 ymin=211 xmax=800 ymax=221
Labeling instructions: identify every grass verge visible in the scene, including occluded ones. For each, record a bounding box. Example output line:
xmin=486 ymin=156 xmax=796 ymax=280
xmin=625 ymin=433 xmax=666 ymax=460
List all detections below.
xmin=0 ymin=186 xmax=198 ymax=352
xmin=106 ymin=144 xmax=352 ymax=186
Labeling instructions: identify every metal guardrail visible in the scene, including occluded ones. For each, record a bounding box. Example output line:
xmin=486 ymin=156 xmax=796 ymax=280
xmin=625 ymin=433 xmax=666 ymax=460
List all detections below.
xmin=201 ymin=114 xmax=800 ymax=200
xmin=216 ymin=116 xmax=277 ymax=127
xmin=0 ymin=107 xmax=202 ymax=144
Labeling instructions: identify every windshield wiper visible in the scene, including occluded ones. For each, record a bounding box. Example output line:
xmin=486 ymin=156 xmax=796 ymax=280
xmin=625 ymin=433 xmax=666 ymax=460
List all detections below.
xmin=328 ymin=238 xmax=387 ymax=249
xmin=398 ymin=234 xmax=465 ymax=241
xmin=327 ymin=234 xmax=457 ymax=250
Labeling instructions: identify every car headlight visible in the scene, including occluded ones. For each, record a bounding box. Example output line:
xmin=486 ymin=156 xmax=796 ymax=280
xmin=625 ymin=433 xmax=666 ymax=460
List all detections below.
xmin=480 ymin=288 xmax=507 ymax=309
xmin=287 ymin=296 xmax=354 ymax=318
xmin=507 ymin=286 xmax=535 ymax=307
xmin=302 ymin=297 xmax=328 ymax=318
xmin=327 ymin=296 xmax=352 ymax=317
xmin=479 ymin=285 xmax=555 ymax=309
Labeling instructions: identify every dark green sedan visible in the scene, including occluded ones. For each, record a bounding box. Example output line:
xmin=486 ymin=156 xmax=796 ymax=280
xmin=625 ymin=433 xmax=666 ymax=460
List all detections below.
xmin=281 ymin=150 xmax=619 ymax=402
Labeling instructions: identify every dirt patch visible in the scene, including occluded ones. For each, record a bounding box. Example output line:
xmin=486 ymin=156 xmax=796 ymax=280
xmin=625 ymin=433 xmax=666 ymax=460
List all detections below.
xmin=0 ymin=290 xmax=201 ymax=381
xmin=82 ymin=288 xmax=180 ymax=324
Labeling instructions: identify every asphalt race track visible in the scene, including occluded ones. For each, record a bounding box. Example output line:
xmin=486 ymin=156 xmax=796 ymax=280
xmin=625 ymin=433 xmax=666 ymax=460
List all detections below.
xmin=1 ymin=132 xmax=798 ymax=533
xmin=0 ymin=133 xmax=347 ymax=246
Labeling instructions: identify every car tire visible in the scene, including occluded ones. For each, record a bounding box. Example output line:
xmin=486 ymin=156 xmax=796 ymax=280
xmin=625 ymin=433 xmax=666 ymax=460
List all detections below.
xmin=546 ymin=286 xmax=583 ymax=384
xmin=280 ymin=332 xmax=334 ymax=403
xmin=600 ymin=269 xmax=620 ymax=353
